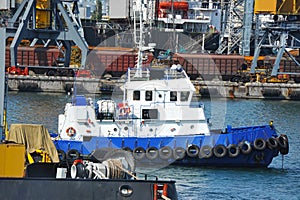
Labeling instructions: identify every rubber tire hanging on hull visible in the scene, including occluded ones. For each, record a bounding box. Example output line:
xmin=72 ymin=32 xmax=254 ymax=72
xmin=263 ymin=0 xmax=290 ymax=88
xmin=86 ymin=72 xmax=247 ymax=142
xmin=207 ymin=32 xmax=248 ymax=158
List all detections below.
xmin=238 ymin=141 xmax=252 ymax=154
xmin=173 ymin=147 xmax=186 ymax=160
xmin=213 ymin=144 xmax=227 ymax=158
xmin=57 ymin=149 xmax=66 ymax=162
xmin=227 ymin=144 xmax=240 ymax=158
xmin=199 ymin=145 xmax=213 ymax=158
xmin=186 ymin=145 xmax=199 ymax=158
xmin=146 ymin=147 xmax=159 ymax=160
xmin=253 ymin=138 xmax=266 ymax=151
xmin=133 ymin=147 xmax=146 ymax=160
xmin=122 ymin=147 xmax=132 ymax=152
xmin=67 ymin=149 xmax=80 ymax=160
xmin=159 ymin=146 xmax=173 ymax=160
xmin=267 ymin=137 xmax=278 ymax=149
xmin=277 ymin=134 xmax=289 ymax=155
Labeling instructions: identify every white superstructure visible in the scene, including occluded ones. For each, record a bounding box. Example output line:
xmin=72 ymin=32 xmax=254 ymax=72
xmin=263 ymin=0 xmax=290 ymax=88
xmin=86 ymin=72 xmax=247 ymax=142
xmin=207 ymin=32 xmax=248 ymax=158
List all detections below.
xmin=58 ymin=67 xmax=210 ymax=141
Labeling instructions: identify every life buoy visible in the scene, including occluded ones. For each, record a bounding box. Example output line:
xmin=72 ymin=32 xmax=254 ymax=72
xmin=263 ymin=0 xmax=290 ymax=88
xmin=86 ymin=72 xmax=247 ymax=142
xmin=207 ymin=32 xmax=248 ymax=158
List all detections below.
xmin=66 ymin=127 xmax=76 ymax=137
xmin=159 ymin=146 xmax=173 ymax=160
xmin=213 ymin=144 xmax=227 ymax=158
xmin=238 ymin=141 xmax=252 ymax=154
xmin=67 ymin=149 xmax=80 ymax=160
xmin=267 ymin=137 xmax=278 ymax=149
xmin=199 ymin=145 xmax=213 ymax=158
xmin=227 ymin=144 xmax=240 ymax=158
xmin=186 ymin=145 xmax=199 ymax=158
xmin=133 ymin=147 xmax=146 ymax=160
xmin=173 ymin=147 xmax=186 ymax=160
xmin=277 ymin=134 xmax=289 ymax=155
xmin=146 ymin=147 xmax=159 ymax=160
xmin=57 ymin=149 xmax=66 ymax=162
xmin=253 ymin=138 xmax=266 ymax=151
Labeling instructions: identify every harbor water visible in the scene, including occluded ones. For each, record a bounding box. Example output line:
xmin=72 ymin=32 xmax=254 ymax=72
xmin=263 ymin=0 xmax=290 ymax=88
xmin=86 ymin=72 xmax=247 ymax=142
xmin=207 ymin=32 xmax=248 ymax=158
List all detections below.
xmin=7 ymin=91 xmax=300 ymax=200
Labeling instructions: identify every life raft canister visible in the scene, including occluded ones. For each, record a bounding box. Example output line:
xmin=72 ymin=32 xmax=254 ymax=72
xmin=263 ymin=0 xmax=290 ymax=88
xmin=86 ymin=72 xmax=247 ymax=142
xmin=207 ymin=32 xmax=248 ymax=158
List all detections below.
xmin=66 ymin=127 xmax=76 ymax=137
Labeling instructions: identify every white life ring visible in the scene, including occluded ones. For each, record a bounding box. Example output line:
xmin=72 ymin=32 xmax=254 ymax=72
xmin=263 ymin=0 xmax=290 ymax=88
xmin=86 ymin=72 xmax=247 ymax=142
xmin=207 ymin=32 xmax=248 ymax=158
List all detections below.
xmin=66 ymin=127 xmax=76 ymax=137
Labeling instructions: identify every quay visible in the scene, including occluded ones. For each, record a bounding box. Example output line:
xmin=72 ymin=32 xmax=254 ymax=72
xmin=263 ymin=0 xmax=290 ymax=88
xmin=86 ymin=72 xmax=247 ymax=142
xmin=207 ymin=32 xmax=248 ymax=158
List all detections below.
xmin=8 ymin=75 xmax=300 ymax=100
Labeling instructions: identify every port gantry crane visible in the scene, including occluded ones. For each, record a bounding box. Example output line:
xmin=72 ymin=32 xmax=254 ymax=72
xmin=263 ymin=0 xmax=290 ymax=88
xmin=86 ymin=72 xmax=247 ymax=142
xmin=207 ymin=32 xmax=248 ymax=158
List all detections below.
xmin=250 ymin=0 xmax=300 ymax=77
xmin=216 ymin=0 xmax=253 ymax=56
xmin=5 ymin=0 xmax=88 ymax=68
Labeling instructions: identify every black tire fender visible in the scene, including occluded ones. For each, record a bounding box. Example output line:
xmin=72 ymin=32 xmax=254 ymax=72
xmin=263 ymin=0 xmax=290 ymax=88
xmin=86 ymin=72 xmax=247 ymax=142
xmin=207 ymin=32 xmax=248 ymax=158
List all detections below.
xmin=186 ymin=145 xmax=199 ymax=158
xmin=159 ymin=146 xmax=173 ymax=160
xmin=199 ymin=145 xmax=213 ymax=158
xmin=213 ymin=144 xmax=227 ymax=158
xmin=267 ymin=137 xmax=278 ymax=149
xmin=238 ymin=141 xmax=252 ymax=154
xmin=146 ymin=147 xmax=159 ymax=160
xmin=253 ymin=138 xmax=266 ymax=151
xmin=277 ymin=134 xmax=289 ymax=155
xmin=67 ymin=149 xmax=80 ymax=160
xmin=122 ymin=147 xmax=132 ymax=152
xmin=173 ymin=147 xmax=186 ymax=160
xmin=133 ymin=147 xmax=146 ymax=160
xmin=57 ymin=149 xmax=66 ymax=162
xmin=227 ymin=144 xmax=240 ymax=158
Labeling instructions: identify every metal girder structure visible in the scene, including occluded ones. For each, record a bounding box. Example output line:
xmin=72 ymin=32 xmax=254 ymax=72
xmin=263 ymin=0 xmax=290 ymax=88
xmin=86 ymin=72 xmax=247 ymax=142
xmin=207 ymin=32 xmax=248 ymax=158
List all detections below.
xmin=6 ymin=0 xmax=88 ymax=68
xmin=241 ymin=0 xmax=254 ymax=56
xmin=250 ymin=21 xmax=300 ymax=76
xmin=217 ymin=0 xmax=247 ymax=55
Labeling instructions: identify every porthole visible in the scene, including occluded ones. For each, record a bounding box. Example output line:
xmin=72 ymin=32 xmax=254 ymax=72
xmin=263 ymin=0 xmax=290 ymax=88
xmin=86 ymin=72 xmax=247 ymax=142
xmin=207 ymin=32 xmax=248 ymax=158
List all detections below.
xmin=119 ymin=185 xmax=133 ymax=197
xmin=124 ymin=126 xmax=128 ymax=131
xmin=190 ymin=125 xmax=194 ymax=129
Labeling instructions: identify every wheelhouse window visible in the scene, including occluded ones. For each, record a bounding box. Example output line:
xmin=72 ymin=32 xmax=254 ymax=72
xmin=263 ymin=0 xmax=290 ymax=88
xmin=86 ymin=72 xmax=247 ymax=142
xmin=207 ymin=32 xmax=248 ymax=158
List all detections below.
xmin=133 ymin=90 xmax=140 ymax=100
xmin=170 ymin=91 xmax=177 ymax=101
xmin=180 ymin=91 xmax=190 ymax=101
xmin=145 ymin=91 xmax=153 ymax=101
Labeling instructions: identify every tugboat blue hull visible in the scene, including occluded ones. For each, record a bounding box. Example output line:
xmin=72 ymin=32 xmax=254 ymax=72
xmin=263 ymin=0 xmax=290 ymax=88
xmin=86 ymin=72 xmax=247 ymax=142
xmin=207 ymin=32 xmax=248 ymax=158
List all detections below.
xmin=54 ymin=124 xmax=288 ymax=168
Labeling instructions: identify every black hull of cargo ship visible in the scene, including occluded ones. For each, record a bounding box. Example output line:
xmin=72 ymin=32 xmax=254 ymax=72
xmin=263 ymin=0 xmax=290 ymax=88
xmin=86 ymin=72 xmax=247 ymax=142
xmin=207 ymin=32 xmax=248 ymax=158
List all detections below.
xmin=0 ymin=178 xmax=177 ymax=200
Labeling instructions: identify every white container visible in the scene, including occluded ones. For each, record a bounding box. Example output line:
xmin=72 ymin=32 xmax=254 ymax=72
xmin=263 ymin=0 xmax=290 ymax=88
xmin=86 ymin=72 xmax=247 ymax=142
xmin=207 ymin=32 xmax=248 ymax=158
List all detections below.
xmin=56 ymin=168 xmax=67 ymax=179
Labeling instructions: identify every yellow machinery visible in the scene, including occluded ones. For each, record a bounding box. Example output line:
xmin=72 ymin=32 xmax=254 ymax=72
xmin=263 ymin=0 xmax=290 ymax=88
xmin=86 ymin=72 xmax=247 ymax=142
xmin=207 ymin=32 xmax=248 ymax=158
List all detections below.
xmin=254 ymin=0 xmax=300 ymax=15
xmin=232 ymin=56 xmax=290 ymax=83
xmin=0 ymin=144 xmax=25 ymax=177
xmin=36 ymin=0 xmax=51 ymax=29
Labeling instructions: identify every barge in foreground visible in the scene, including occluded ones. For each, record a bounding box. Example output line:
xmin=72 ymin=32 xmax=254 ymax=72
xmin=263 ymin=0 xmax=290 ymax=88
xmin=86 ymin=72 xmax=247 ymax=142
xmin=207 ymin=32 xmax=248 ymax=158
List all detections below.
xmin=0 ymin=124 xmax=177 ymax=200
xmin=54 ymin=67 xmax=289 ymax=168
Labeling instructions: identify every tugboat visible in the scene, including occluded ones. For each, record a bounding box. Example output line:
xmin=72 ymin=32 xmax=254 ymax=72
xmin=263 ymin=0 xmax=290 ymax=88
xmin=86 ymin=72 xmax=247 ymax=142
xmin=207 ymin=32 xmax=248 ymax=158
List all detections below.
xmin=54 ymin=0 xmax=289 ymax=168
xmin=55 ymin=63 xmax=289 ymax=168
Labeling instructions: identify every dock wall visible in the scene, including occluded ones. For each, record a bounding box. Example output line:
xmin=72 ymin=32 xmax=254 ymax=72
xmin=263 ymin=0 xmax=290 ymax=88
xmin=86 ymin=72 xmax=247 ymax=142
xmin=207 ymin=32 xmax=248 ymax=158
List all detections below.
xmin=7 ymin=75 xmax=300 ymax=100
